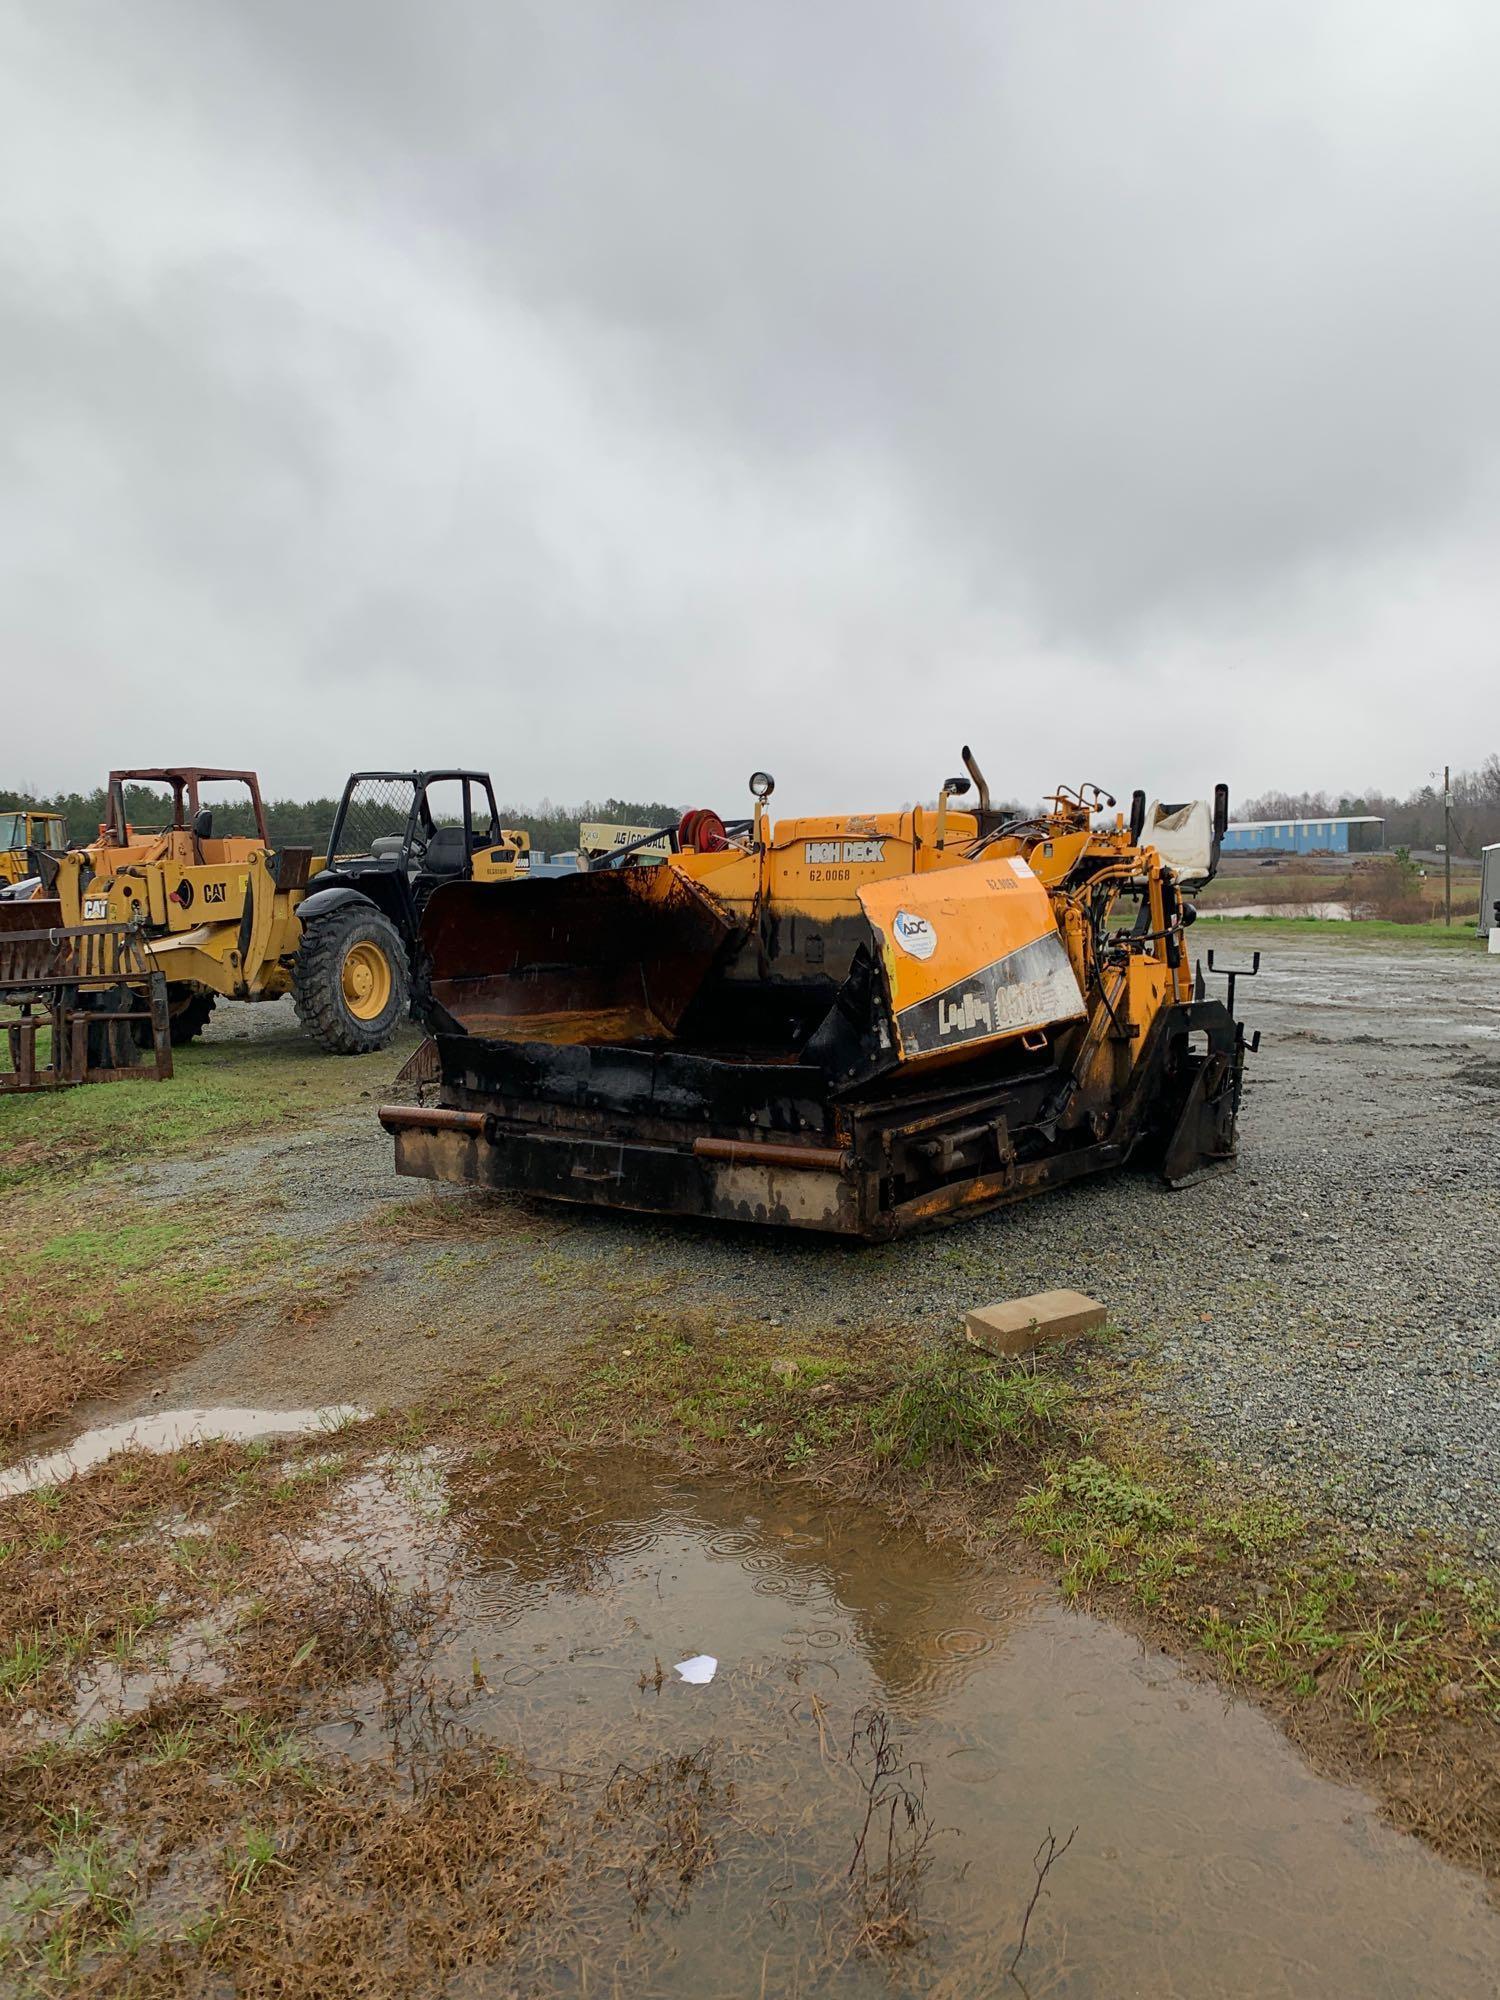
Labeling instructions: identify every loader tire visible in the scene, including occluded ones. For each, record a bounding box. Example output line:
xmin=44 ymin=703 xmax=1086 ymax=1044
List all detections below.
xmin=167 ymin=986 xmax=217 ymax=1046
xmin=292 ymin=904 xmax=409 ymax=1055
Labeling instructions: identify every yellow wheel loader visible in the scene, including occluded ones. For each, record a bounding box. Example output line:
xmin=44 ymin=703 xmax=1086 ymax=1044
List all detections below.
xmin=0 ymin=809 xmax=68 ymax=892
xmin=381 ymin=751 xmax=1255 ymax=1237
xmin=48 ymin=768 xmax=531 ymax=1055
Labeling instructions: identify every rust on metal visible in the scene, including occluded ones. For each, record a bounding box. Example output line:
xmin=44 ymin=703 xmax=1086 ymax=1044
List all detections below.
xmin=0 ymin=919 xmax=172 ymax=1092
xmin=421 ymin=866 xmax=741 ymax=1046
xmin=382 ymin=761 xmax=1252 ymax=1236
xmin=691 ymin=1137 xmax=850 ymax=1173
xmin=103 ymin=767 xmax=271 ymax=845
xmin=378 ymin=1104 xmax=486 ymax=1135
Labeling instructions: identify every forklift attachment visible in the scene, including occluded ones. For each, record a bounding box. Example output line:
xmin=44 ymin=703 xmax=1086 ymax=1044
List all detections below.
xmin=0 ymin=910 xmax=172 ymax=1092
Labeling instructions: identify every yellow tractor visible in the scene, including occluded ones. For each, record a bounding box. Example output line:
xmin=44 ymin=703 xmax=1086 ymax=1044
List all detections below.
xmin=383 ymin=751 xmax=1254 ymax=1236
xmin=48 ymin=767 xmax=531 ymax=1053
xmin=0 ymin=809 xmax=68 ymax=892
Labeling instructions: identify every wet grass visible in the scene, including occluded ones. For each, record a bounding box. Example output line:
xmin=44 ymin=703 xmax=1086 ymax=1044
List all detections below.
xmin=867 ymin=1347 xmax=1074 ymax=1473
xmin=0 ymin=1029 xmax=417 ymax=1196
xmin=0 ymin=1198 xmax=282 ymax=1446
xmin=473 ymin=1311 xmax=1082 ymax=1500
xmin=2 ymin=1700 xmax=569 ymax=1995
xmin=0 ymin=1429 xmax=897 ymax=1996
xmin=3 ymin=1016 xmax=1497 ymax=1953
xmin=2 ymin=1368 xmax=1498 ymax=1990
xmin=1009 ymin=1417 xmax=1500 ymax=1866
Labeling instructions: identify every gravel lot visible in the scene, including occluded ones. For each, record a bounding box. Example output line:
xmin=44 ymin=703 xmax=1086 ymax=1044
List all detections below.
xmin=1116 ymin=939 xmax=1499 ymax=1555
xmin=121 ymin=938 xmax=1500 ymax=1558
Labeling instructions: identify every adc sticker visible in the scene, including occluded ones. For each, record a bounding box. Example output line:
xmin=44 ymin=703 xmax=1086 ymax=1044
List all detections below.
xmin=892 ymin=910 xmax=937 ymax=961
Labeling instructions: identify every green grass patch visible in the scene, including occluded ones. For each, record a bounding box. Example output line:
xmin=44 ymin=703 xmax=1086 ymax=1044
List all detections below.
xmin=1195 ymin=915 xmax=1487 ymax=948
xmin=868 ymin=1349 xmax=1073 ymax=1473
xmin=1013 ymin=1439 xmax=1500 ymax=1736
xmin=2 ymin=1200 xmax=285 ymax=1444
xmin=0 ymin=1027 xmax=418 ymax=1195
xmin=31 ymin=1217 xmax=202 ymax=1277
xmin=477 ymin=1316 xmax=1083 ymax=1498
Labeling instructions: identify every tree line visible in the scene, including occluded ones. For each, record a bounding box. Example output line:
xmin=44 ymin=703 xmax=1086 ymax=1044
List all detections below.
xmin=6 ymin=753 xmax=1498 ymax=856
xmin=1243 ymin=753 xmax=1500 ymax=856
xmin=0 ymin=780 xmax=682 ymax=858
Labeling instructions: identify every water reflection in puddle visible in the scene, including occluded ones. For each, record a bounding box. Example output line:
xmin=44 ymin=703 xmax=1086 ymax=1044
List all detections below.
xmin=0 ymin=1404 xmax=366 ymax=1497
xmin=313 ymin=1452 xmax=1499 ymax=1998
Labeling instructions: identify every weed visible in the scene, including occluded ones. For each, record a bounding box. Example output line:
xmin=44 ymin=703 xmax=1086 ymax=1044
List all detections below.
xmin=106 ymin=1602 xmax=162 ymax=1666
xmin=870 ymin=1349 xmax=1073 ymax=1472
xmin=231 ymin=1715 xmax=313 ymax=1786
xmin=13 ymin=1811 xmax=138 ymax=1973
xmin=1206 ymin=1495 xmax=1306 ymax=1556
xmin=844 ymin=1706 xmax=935 ymax=1954
xmin=226 ymin=1824 xmax=285 ymax=1896
xmin=1 ymin=1629 xmax=52 ymax=1700
xmin=1057 ymin=1455 xmax=1175 ymax=1530
xmin=148 ymin=1721 xmax=200 ymax=1766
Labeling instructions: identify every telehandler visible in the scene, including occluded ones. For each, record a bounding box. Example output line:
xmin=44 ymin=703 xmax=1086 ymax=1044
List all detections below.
xmin=381 ymin=750 xmax=1255 ymax=1237
xmin=48 ymin=767 xmax=530 ymax=1053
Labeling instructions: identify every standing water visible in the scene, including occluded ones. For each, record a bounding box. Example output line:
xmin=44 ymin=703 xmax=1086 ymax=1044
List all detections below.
xmin=309 ymin=1452 xmax=1500 ymax=1997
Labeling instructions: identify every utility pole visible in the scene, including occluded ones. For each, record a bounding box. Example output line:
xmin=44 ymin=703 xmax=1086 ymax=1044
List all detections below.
xmin=1444 ymin=764 xmax=1453 ymax=927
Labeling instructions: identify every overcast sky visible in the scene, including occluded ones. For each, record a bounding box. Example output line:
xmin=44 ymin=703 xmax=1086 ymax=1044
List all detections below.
xmin=4 ymin=2 xmax=1499 ymax=815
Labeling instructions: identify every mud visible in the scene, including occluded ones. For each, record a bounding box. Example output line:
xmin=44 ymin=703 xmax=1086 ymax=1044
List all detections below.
xmin=290 ymin=1449 xmax=1500 ymax=1996
xmin=31 ymin=935 xmax=1500 ymax=1554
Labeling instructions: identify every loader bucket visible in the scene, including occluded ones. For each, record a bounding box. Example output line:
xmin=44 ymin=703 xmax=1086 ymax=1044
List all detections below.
xmin=0 ymin=898 xmax=63 ymax=935
xmin=420 ymin=865 xmax=743 ymax=1046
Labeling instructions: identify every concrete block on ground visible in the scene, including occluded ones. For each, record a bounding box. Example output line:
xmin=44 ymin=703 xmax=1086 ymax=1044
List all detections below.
xmin=964 ymin=1289 xmax=1106 ymax=1357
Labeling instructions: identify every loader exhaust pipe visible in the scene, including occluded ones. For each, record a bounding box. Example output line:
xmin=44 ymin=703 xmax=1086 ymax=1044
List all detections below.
xmin=961 ymin=745 xmax=1000 ymax=834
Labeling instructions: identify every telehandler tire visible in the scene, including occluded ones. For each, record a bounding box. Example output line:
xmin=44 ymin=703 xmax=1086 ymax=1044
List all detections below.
xmin=292 ymin=903 xmax=409 ymax=1054
xmin=167 ymin=986 xmax=217 ymax=1046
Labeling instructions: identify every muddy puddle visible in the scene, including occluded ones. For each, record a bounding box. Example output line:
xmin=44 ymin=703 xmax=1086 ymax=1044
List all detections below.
xmin=0 ymin=1404 xmax=366 ymax=1497
xmin=1244 ymin=946 xmax=1500 ymax=1048
xmin=303 ymin=1451 xmax=1500 ymax=1997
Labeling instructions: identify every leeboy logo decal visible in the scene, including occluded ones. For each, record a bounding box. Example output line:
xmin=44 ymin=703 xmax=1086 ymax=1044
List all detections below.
xmin=892 ymin=909 xmax=936 ymax=960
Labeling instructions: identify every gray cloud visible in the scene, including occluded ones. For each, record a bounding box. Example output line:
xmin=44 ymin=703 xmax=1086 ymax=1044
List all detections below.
xmin=4 ymin=2 xmax=1499 ymax=810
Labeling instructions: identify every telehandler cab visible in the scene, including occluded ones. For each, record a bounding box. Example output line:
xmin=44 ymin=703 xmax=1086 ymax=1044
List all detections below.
xmin=48 ymin=767 xmax=529 ymax=1054
xmin=295 ymin=770 xmax=531 ymax=1050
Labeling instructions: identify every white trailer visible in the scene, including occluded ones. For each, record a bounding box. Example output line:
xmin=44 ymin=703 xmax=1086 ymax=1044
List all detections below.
xmin=1481 ymin=843 xmax=1500 ymax=945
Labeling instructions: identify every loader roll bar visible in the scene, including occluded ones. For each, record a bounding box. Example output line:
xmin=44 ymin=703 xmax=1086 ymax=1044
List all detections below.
xmin=105 ymin=769 xmax=270 ymax=845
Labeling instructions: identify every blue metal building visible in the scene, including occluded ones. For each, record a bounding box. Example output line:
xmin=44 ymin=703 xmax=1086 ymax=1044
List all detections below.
xmin=1220 ymin=815 xmax=1385 ymax=856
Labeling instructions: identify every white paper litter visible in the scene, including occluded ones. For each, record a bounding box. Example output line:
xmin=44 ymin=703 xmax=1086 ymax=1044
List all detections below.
xmin=674 ymin=1654 xmax=718 ymax=1685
